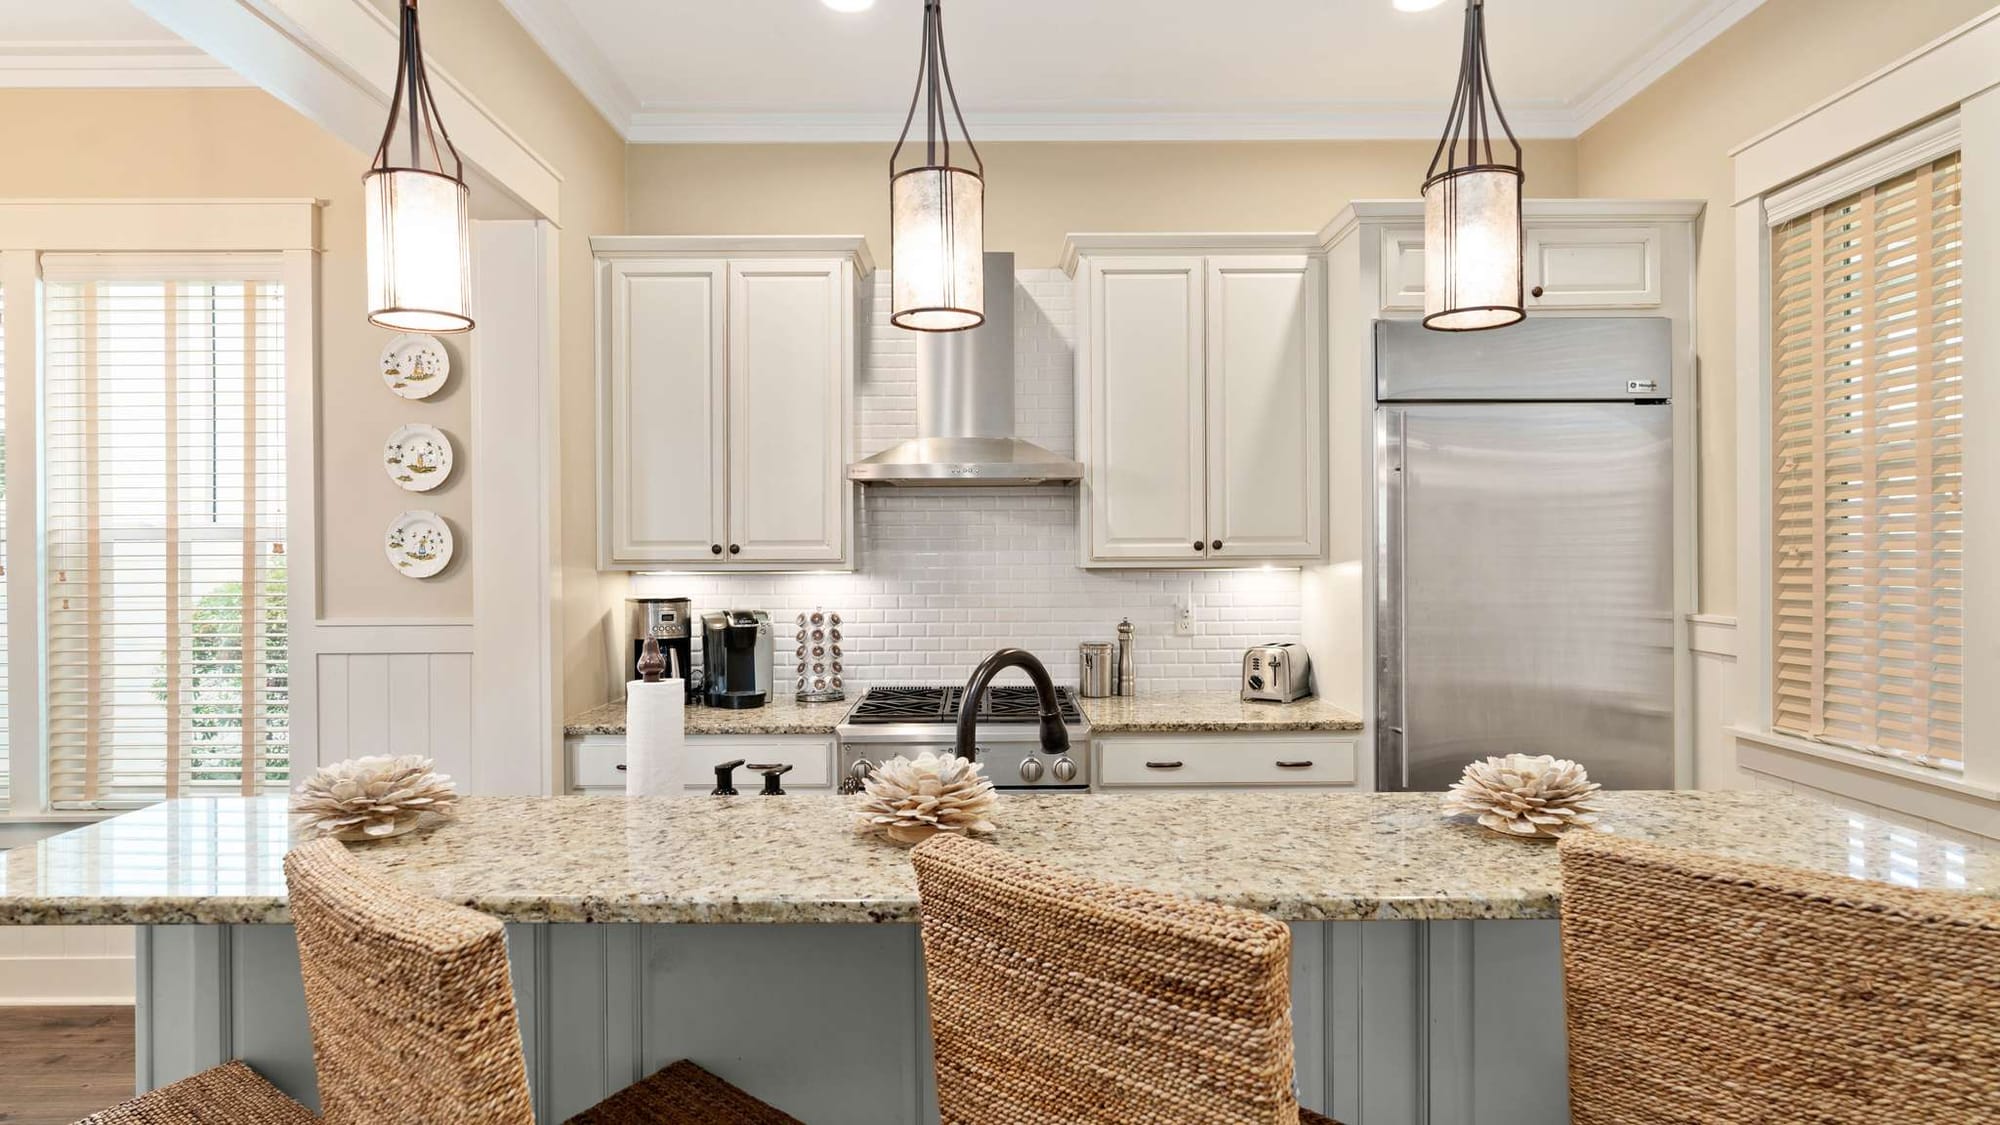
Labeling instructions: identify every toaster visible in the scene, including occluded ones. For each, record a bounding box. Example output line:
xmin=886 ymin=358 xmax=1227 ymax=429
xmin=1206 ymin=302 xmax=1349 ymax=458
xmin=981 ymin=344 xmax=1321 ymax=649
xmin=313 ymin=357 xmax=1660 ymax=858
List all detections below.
xmin=1241 ymin=643 xmax=1313 ymax=703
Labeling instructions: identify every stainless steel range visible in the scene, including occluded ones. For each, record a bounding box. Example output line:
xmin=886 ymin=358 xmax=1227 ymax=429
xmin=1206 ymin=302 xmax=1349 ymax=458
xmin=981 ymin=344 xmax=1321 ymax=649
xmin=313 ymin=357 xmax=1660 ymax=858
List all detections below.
xmin=837 ymin=684 xmax=1091 ymax=793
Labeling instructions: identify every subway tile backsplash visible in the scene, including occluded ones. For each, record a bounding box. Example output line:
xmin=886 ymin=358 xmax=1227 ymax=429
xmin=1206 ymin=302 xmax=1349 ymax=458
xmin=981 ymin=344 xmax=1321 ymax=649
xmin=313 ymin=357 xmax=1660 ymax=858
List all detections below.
xmin=628 ymin=270 xmax=1304 ymax=694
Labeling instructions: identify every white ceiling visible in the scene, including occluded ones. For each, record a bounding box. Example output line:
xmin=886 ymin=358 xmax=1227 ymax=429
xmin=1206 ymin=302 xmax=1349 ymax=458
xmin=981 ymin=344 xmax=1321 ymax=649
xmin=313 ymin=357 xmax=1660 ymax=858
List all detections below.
xmin=0 ymin=1 xmax=244 ymax=88
xmin=501 ymin=0 xmax=1768 ymax=142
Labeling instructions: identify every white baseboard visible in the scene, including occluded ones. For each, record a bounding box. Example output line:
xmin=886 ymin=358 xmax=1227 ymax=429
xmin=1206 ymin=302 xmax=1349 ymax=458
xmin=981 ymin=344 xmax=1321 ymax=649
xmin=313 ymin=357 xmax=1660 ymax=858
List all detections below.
xmin=0 ymin=955 xmax=135 ymax=1005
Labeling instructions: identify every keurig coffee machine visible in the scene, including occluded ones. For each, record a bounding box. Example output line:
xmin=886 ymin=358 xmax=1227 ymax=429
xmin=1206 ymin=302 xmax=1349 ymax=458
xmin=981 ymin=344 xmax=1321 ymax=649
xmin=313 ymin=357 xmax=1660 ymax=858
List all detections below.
xmin=628 ymin=598 xmax=695 ymax=701
xmin=700 ymin=610 xmax=772 ymax=709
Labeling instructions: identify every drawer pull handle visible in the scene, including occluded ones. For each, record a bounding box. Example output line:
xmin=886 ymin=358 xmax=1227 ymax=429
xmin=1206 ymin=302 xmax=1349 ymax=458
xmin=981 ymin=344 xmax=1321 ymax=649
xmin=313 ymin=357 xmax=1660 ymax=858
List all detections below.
xmin=1145 ymin=760 xmax=1184 ymax=770
xmin=1275 ymin=760 xmax=1314 ymax=769
xmin=615 ymin=763 xmax=627 ymax=772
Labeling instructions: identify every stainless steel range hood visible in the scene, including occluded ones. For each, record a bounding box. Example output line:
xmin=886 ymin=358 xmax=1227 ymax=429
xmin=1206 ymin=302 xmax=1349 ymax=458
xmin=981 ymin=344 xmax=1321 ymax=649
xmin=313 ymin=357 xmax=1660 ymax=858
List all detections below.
xmin=848 ymin=252 xmax=1083 ymax=486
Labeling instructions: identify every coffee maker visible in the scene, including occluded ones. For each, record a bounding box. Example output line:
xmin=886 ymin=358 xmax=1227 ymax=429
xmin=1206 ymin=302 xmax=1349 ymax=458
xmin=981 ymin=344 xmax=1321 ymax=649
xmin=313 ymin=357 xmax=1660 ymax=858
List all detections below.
xmin=700 ymin=610 xmax=772 ymax=710
xmin=628 ymin=598 xmax=695 ymax=701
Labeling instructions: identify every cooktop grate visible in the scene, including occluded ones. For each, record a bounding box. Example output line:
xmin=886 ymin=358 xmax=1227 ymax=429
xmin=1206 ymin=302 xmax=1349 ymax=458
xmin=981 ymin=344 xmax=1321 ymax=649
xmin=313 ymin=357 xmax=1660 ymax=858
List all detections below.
xmin=846 ymin=684 xmax=1084 ymax=725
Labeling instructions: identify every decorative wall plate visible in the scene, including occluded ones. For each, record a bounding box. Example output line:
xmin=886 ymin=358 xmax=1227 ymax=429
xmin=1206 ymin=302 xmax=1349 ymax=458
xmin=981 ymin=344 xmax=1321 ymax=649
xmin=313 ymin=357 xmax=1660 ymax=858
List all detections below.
xmin=384 ymin=423 xmax=454 ymax=492
xmin=385 ymin=510 xmax=454 ymax=578
xmin=381 ymin=333 xmax=450 ymax=399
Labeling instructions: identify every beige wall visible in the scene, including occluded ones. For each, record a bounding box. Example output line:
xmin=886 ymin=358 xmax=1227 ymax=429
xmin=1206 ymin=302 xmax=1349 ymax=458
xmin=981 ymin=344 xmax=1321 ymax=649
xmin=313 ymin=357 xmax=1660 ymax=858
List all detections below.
xmin=626 ymin=140 xmax=1580 ymax=270
xmin=0 ymin=86 xmax=474 ymax=621
xmin=1576 ymin=0 xmax=1995 ymax=615
xmin=377 ymin=0 xmax=630 ymax=717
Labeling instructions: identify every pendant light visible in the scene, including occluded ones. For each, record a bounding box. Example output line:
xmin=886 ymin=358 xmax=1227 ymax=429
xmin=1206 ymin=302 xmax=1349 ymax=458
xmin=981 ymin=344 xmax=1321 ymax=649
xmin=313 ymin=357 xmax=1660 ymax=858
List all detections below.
xmin=889 ymin=0 xmax=984 ymax=332
xmin=365 ymin=0 xmax=474 ymax=334
xmin=1420 ymin=0 xmax=1523 ymax=332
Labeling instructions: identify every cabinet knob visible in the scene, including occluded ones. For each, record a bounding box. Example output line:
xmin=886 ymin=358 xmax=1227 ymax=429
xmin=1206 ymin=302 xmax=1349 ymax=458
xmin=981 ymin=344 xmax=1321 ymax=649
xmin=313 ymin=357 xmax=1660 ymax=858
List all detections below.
xmin=1530 ymin=285 xmax=1545 ymax=298
xmin=1211 ymin=539 xmax=1223 ymax=551
xmin=1193 ymin=541 xmax=1206 ymax=552
xmin=710 ymin=544 xmax=723 ymax=555
xmin=728 ymin=544 xmax=741 ymax=555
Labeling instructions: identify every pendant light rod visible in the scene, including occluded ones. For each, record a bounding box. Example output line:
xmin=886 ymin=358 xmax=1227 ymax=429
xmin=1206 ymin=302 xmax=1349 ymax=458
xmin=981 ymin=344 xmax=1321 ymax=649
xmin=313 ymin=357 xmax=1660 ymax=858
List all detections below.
xmin=891 ymin=0 xmax=981 ymax=179
xmin=373 ymin=0 xmax=462 ymax=181
xmin=1424 ymin=0 xmax=1519 ymax=184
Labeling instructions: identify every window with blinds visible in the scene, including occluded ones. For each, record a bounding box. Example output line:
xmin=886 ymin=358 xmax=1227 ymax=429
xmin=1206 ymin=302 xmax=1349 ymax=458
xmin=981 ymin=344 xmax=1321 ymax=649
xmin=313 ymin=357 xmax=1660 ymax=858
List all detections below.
xmin=1770 ymin=151 xmax=1963 ymax=770
xmin=42 ymin=259 xmax=288 ymax=807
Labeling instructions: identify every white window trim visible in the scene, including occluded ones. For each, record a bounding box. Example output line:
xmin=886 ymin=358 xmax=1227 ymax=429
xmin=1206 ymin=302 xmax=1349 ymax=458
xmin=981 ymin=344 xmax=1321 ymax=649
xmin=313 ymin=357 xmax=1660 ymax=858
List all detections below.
xmin=0 ymin=198 xmax=320 ymax=818
xmin=1731 ymin=14 xmax=2000 ymax=840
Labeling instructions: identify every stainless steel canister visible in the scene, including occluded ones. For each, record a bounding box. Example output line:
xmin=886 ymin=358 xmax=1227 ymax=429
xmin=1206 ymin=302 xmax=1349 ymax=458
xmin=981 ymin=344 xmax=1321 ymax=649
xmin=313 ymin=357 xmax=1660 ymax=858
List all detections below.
xmin=1078 ymin=642 xmax=1115 ymax=698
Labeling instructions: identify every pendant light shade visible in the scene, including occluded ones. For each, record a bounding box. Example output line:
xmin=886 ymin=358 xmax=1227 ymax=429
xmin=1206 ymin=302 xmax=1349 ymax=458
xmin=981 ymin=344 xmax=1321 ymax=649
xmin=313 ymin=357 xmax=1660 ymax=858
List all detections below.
xmin=366 ymin=0 xmax=473 ymax=334
xmin=1421 ymin=0 xmax=1524 ymax=333
xmin=890 ymin=1 xmax=984 ymax=333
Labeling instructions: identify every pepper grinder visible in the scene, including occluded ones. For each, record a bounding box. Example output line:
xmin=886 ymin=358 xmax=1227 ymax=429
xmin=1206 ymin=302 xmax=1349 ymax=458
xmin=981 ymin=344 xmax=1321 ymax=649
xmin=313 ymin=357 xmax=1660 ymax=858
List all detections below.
xmin=1115 ymin=618 xmax=1136 ymax=696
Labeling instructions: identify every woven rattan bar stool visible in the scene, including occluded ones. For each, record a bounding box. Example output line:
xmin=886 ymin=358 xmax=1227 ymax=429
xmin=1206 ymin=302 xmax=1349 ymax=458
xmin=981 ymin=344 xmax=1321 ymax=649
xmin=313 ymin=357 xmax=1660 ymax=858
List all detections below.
xmin=284 ymin=837 xmax=802 ymax=1125
xmin=72 ymin=1060 xmax=316 ymax=1125
xmin=1559 ymin=832 xmax=2000 ymax=1124
xmin=910 ymin=833 xmax=1340 ymax=1125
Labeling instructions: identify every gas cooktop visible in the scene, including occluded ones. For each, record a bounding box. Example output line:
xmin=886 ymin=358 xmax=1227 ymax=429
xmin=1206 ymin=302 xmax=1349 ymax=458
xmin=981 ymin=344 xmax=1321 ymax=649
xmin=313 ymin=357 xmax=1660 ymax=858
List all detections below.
xmin=844 ymin=684 xmax=1086 ymax=726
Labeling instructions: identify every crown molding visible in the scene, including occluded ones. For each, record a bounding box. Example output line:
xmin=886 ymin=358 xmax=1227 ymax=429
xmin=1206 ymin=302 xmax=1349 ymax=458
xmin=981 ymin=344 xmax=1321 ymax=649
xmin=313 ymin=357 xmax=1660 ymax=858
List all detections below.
xmin=0 ymin=41 xmax=248 ymax=89
xmin=493 ymin=0 xmax=638 ymax=134
xmin=624 ymin=103 xmax=1580 ymax=144
xmin=1057 ymin=232 xmax=1321 ymax=276
xmin=1566 ymin=0 xmax=1769 ymax=134
xmin=505 ymin=0 xmax=1772 ymax=144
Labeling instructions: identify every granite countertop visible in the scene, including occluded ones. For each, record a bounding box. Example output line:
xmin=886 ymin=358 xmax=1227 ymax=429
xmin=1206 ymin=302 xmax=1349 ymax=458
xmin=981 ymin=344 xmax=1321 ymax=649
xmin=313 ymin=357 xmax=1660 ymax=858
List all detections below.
xmin=1080 ymin=691 xmax=1365 ymax=733
xmin=565 ymin=696 xmax=852 ymax=737
xmin=4 ymin=791 xmax=1992 ymax=926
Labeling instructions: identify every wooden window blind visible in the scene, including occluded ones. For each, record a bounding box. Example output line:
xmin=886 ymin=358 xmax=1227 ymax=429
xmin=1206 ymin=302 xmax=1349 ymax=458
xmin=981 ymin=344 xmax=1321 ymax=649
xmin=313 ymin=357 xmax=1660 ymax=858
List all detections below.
xmin=1770 ymin=151 xmax=1963 ymax=770
xmin=0 ymin=289 xmax=8 ymax=804
xmin=42 ymin=258 xmax=288 ymax=807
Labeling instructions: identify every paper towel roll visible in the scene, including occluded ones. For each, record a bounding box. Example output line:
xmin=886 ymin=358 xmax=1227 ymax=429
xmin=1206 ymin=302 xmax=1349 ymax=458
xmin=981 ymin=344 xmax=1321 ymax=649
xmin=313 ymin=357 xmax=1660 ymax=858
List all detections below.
xmin=625 ymin=678 xmax=686 ymax=797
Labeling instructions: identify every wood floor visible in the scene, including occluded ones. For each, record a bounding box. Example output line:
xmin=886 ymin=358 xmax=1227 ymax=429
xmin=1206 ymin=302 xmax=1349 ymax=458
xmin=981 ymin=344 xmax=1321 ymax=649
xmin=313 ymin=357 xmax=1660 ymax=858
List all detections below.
xmin=0 ymin=1006 xmax=134 ymax=1124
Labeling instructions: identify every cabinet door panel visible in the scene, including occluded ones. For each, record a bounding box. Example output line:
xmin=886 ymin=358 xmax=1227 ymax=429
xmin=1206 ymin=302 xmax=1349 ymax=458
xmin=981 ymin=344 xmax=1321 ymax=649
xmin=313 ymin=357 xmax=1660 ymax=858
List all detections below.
xmin=727 ymin=261 xmax=852 ymax=564
xmin=1525 ymin=226 xmax=1662 ymax=307
xmin=1207 ymin=256 xmax=1323 ymax=559
xmin=603 ymin=260 xmax=726 ymax=566
xmin=1086 ymin=257 xmax=1207 ymax=562
xmin=1379 ymin=226 xmax=1427 ymax=312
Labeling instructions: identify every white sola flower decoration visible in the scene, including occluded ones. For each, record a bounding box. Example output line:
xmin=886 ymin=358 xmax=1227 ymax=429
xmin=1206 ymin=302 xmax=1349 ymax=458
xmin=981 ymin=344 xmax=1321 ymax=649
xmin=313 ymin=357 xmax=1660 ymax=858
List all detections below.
xmin=1445 ymin=753 xmax=1603 ymax=840
xmin=291 ymin=755 xmax=459 ymax=841
xmin=854 ymin=750 xmax=999 ymax=845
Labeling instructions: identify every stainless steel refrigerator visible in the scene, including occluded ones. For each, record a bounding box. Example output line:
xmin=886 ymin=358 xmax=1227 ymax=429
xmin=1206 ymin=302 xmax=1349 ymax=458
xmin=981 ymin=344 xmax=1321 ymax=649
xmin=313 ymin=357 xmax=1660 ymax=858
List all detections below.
xmin=1375 ymin=317 xmax=1675 ymax=791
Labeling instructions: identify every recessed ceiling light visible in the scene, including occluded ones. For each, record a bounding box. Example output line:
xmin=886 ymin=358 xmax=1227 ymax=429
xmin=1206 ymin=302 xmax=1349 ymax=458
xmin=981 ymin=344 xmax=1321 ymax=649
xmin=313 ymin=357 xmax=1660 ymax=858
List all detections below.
xmin=822 ymin=0 xmax=876 ymax=11
xmin=1393 ymin=0 xmax=1449 ymax=11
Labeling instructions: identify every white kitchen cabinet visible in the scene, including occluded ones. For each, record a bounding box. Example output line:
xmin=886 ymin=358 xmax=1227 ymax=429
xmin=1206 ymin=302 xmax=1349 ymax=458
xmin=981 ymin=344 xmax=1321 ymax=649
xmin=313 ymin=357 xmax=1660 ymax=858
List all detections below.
xmin=1067 ymin=236 xmax=1326 ymax=567
xmin=567 ymin=733 xmax=835 ymax=794
xmin=1524 ymin=225 xmax=1662 ymax=308
xmin=1365 ymin=218 xmax=1666 ymax=316
xmin=1082 ymin=256 xmax=1208 ymax=561
xmin=1095 ymin=733 xmax=1362 ymax=789
xmin=727 ymin=261 xmax=852 ymax=564
xmin=592 ymin=237 xmax=868 ymax=571
xmin=1206 ymin=257 xmax=1324 ymax=560
xmin=600 ymin=259 xmax=727 ymax=565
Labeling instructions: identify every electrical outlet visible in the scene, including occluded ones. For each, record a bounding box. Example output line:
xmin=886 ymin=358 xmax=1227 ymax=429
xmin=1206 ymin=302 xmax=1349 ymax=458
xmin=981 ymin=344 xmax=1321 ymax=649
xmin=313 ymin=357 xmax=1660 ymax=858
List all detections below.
xmin=1174 ymin=600 xmax=1197 ymax=637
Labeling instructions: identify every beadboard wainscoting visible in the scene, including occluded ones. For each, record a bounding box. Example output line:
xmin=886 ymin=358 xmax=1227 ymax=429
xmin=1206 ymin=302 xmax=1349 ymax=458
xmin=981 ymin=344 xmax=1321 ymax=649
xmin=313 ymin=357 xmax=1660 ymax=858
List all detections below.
xmin=630 ymin=270 xmax=1306 ymax=694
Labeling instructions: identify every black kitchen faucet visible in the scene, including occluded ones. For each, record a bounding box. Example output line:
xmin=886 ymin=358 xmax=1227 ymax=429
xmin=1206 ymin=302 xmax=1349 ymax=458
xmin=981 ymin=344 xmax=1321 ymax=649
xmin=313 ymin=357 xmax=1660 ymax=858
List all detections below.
xmin=953 ymin=649 xmax=1071 ymax=763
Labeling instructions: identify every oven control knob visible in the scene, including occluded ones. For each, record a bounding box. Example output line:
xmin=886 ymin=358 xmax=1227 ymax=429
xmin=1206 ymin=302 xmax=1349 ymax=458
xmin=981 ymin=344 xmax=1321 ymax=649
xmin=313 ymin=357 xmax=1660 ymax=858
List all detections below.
xmin=844 ymin=759 xmax=875 ymax=793
xmin=1051 ymin=757 xmax=1077 ymax=783
xmin=1018 ymin=758 xmax=1045 ymax=783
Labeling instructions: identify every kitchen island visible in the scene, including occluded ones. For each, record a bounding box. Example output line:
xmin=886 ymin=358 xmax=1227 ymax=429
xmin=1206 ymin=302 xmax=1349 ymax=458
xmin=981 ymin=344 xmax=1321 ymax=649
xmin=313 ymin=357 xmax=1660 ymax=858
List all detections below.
xmin=5 ymin=792 xmax=1990 ymax=1123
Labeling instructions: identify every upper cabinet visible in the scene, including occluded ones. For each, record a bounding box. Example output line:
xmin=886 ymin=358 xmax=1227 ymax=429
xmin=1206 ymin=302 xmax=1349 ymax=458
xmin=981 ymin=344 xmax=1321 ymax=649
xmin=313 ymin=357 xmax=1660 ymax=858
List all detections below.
xmin=593 ymin=237 xmax=868 ymax=571
xmin=1066 ymin=236 xmax=1325 ymax=567
xmin=1373 ymin=206 xmax=1682 ymax=315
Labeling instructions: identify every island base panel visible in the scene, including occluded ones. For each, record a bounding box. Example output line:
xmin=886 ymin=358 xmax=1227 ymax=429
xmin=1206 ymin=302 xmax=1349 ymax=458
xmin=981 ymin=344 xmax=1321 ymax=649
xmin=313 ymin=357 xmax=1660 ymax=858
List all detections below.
xmin=134 ymin=920 xmax=1566 ymax=1124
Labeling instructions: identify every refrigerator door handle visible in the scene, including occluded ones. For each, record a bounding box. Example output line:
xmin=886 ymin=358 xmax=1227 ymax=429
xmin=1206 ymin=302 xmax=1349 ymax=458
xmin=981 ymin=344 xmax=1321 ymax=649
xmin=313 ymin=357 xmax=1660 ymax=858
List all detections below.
xmin=1376 ymin=407 xmax=1410 ymax=791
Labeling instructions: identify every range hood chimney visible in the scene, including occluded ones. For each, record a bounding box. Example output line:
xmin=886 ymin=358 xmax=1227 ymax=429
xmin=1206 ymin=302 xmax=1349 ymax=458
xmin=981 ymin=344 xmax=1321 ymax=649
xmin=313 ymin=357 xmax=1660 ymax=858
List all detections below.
xmin=848 ymin=252 xmax=1083 ymax=486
